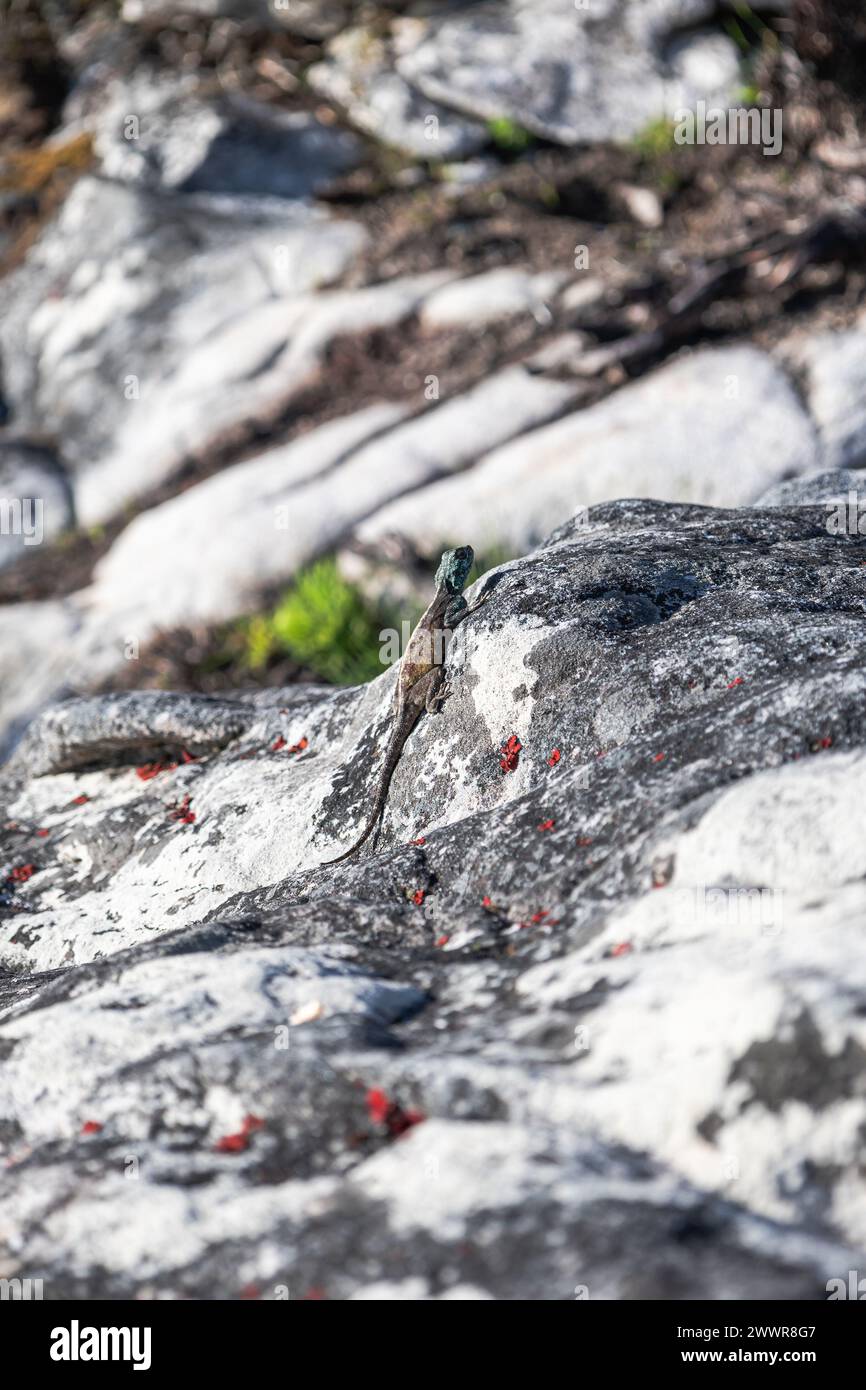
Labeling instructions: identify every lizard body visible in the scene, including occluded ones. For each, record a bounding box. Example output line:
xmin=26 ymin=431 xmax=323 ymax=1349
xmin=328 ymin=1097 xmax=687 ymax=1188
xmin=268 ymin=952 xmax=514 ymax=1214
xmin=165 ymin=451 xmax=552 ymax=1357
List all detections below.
xmin=323 ymin=546 xmax=475 ymax=865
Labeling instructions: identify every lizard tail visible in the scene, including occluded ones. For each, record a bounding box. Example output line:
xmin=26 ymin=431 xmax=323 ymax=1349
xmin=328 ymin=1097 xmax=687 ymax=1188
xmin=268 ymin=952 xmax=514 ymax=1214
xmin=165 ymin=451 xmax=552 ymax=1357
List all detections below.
xmin=321 ymin=808 xmax=385 ymax=866
xmin=321 ymin=708 xmax=420 ymax=867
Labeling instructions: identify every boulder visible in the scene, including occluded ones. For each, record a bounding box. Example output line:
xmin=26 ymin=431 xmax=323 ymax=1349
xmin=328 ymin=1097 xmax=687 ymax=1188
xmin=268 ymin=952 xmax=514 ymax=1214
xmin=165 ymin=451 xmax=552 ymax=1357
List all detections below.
xmin=357 ymin=345 xmax=820 ymax=556
xmin=2 ymin=497 xmax=865 ymax=1296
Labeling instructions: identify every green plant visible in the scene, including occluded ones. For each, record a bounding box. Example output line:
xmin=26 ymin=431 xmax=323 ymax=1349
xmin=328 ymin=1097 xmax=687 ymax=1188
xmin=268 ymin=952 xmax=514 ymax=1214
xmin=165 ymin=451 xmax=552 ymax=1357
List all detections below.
xmin=240 ymin=558 xmax=394 ymax=686
xmin=487 ymin=116 xmax=533 ymax=153
xmin=629 ymin=116 xmax=678 ymax=162
xmin=736 ymin=83 xmax=762 ymax=106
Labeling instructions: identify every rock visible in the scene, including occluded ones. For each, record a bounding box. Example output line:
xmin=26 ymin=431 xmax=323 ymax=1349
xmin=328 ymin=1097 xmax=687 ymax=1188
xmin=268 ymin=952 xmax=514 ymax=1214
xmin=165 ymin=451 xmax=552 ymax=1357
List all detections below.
xmin=397 ymin=0 xmax=744 ymax=148
xmin=798 ymin=325 xmax=866 ymax=471
xmin=93 ymin=76 xmax=362 ymax=199
xmin=2 ymin=497 xmax=865 ymax=1294
xmin=0 ymin=176 xmax=367 ymax=524
xmin=9 ymin=691 xmax=260 ymax=778
xmin=86 ymin=402 xmax=409 ymax=632
xmin=87 ymin=367 xmax=576 ymax=632
xmin=0 ymin=599 xmax=86 ymax=764
xmin=666 ymin=27 xmax=743 ymax=103
xmin=612 ymin=182 xmax=664 ymax=229
xmin=307 ymin=25 xmax=488 ymax=160
xmin=756 ymin=467 xmax=866 ymax=510
xmin=73 ymin=269 xmax=445 ymax=526
xmin=0 ymin=438 xmax=72 ymax=570
xmin=420 ymin=268 xmax=570 ymax=329
xmin=357 ymin=346 xmax=819 ymax=556
xmin=122 ymin=0 xmax=349 ymax=37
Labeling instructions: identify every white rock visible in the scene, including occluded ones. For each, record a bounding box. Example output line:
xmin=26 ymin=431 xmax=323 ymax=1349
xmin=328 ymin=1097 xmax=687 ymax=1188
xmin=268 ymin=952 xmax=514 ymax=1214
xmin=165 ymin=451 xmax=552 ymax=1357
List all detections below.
xmin=0 ymin=177 xmax=368 ymax=527
xmin=74 ymin=268 xmax=448 ymax=526
xmin=398 ymin=0 xmax=743 ymax=147
xmin=93 ymin=76 xmax=362 ymax=199
xmin=799 ymin=326 xmax=866 ymax=471
xmin=89 ymin=367 xmax=576 ymax=633
xmin=87 ymin=403 xmax=408 ymax=633
xmin=357 ymin=346 xmax=819 ymax=555
xmin=308 ymin=26 xmax=487 ymax=159
xmin=420 ymin=268 xmax=569 ymax=329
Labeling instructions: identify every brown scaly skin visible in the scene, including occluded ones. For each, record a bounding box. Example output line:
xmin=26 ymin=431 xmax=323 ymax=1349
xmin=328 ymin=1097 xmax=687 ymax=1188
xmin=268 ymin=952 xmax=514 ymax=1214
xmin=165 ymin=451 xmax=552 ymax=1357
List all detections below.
xmin=323 ymin=546 xmax=476 ymax=865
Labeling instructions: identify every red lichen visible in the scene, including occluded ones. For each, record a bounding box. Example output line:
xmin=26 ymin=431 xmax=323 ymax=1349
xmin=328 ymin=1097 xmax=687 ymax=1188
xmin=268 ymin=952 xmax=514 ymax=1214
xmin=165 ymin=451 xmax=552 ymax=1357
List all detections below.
xmin=214 ymin=1113 xmax=264 ymax=1154
xmin=365 ymin=1088 xmax=424 ymax=1138
xmin=8 ymin=864 xmax=36 ymax=883
xmin=499 ymin=734 xmax=522 ymax=773
xmin=168 ymin=794 xmax=196 ymax=825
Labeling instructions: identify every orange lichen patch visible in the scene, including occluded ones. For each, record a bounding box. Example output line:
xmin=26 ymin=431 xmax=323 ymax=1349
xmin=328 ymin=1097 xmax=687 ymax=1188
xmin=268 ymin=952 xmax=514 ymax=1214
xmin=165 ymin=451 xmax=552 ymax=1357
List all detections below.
xmin=0 ymin=132 xmax=94 ymax=274
xmin=0 ymin=132 xmax=94 ymax=195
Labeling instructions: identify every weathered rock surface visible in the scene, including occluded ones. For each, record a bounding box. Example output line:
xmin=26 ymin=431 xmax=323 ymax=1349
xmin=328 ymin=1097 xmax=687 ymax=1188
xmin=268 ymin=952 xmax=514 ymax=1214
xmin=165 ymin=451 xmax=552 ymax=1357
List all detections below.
xmin=798 ymin=322 xmax=866 ymax=472
xmin=357 ymin=346 xmax=820 ymax=555
xmin=0 ymin=175 xmax=367 ymax=523
xmin=2 ymin=500 xmax=865 ymax=1297
xmin=307 ymin=24 xmax=489 ymax=160
xmin=757 ymin=467 xmax=866 ymax=510
xmin=92 ymin=77 xmax=362 ymax=199
xmin=395 ymin=1 xmax=745 ymax=148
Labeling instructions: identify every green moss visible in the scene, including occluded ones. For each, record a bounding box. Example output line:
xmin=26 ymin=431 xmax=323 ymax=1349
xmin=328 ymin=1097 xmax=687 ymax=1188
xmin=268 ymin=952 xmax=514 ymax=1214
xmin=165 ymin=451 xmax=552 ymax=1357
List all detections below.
xmin=629 ymin=116 xmax=677 ymax=162
xmin=487 ymin=116 xmax=533 ymax=153
xmin=736 ymin=83 xmax=762 ymax=106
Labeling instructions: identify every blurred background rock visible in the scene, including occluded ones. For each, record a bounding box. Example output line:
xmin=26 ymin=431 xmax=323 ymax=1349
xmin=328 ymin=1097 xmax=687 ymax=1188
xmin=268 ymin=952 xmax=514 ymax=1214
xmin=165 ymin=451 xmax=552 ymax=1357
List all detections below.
xmin=1 ymin=0 xmax=865 ymax=753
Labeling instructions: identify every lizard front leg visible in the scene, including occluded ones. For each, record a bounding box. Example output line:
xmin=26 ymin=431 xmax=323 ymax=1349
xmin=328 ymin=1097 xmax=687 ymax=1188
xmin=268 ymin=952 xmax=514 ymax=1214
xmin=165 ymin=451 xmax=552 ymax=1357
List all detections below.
xmin=411 ymin=664 xmax=445 ymax=714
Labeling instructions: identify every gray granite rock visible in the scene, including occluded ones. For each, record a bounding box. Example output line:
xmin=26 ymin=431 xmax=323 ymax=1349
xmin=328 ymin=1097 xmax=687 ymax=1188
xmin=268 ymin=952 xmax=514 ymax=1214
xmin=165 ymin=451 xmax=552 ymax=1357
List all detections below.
xmin=0 ymin=176 xmax=366 ymax=524
xmin=358 ymin=345 xmax=820 ymax=556
xmin=307 ymin=24 xmax=488 ymax=160
xmin=2 ymin=500 xmax=865 ymax=1296
xmin=397 ymin=0 xmax=745 ymax=148
xmin=93 ymin=76 xmax=362 ymax=199
xmin=757 ymin=467 xmax=866 ymax=509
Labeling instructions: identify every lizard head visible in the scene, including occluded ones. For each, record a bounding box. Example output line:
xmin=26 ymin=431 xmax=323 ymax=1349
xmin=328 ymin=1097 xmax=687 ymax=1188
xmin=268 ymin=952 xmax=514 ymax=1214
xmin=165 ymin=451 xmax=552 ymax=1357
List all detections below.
xmin=436 ymin=545 xmax=474 ymax=593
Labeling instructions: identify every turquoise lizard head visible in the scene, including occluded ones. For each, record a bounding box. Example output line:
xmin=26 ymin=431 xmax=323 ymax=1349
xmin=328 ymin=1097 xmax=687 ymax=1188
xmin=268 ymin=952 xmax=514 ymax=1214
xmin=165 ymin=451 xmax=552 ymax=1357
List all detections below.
xmin=436 ymin=545 xmax=474 ymax=593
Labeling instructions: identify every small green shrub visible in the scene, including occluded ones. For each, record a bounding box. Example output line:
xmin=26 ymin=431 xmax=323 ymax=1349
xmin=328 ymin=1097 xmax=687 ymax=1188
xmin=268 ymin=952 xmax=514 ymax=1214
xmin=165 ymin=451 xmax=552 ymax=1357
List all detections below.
xmin=487 ymin=116 xmax=533 ymax=153
xmin=240 ymin=558 xmax=395 ymax=687
xmin=629 ymin=116 xmax=678 ymax=162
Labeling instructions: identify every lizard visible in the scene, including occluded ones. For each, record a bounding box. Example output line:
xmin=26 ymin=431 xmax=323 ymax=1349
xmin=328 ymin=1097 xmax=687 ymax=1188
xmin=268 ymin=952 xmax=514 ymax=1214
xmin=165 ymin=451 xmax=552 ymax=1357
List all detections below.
xmin=323 ymin=545 xmax=477 ymax=865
